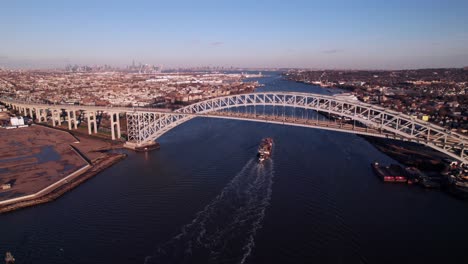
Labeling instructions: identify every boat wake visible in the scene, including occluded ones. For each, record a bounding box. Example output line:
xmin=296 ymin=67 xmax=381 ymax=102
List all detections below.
xmin=145 ymin=158 xmax=275 ymax=264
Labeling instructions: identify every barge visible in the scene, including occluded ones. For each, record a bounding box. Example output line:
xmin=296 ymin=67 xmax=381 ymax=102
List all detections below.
xmin=257 ymin=138 xmax=273 ymax=162
xmin=371 ymin=162 xmax=407 ymax=183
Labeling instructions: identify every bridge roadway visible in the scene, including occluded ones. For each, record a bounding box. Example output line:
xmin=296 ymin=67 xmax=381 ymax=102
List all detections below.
xmin=2 ymin=92 xmax=467 ymax=163
xmin=186 ymin=111 xmax=464 ymax=148
xmin=201 ymin=111 xmax=390 ymax=137
xmin=1 ymin=98 xmax=173 ymax=141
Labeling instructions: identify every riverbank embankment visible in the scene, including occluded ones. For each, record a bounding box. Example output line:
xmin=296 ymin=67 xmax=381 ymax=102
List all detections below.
xmin=0 ymin=125 xmax=127 ymax=214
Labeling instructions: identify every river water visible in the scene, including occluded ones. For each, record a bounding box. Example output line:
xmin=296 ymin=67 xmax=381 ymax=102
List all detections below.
xmin=1 ymin=73 xmax=468 ymax=264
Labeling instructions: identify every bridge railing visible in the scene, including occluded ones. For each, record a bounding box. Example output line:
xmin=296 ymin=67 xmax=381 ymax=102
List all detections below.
xmin=3 ymin=93 xmax=467 ymax=162
xmin=126 ymin=92 xmax=467 ymax=162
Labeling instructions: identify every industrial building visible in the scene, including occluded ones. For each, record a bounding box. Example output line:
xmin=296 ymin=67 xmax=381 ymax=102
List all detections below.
xmin=10 ymin=116 xmax=25 ymax=126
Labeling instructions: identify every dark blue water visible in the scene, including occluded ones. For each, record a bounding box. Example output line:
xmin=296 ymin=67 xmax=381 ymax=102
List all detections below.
xmin=1 ymin=73 xmax=468 ymax=264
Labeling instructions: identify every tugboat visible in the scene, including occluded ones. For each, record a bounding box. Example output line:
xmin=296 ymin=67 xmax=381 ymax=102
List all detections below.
xmin=448 ymin=175 xmax=468 ymax=197
xmin=446 ymin=165 xmax=468 ymax=197
xmin=419 ymin=175 xmax=441 ymax=188
xmin=405 ymin=166 xmax=423 ymax=184
xmin=257 ymin=138 xmax=273 ymax=162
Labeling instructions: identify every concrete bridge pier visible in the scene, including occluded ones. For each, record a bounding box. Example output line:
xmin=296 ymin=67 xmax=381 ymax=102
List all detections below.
xmin=110 ymin=112 xmax=121 ymax=140
xmin=87 ymin=111 xmax=98 ymax=134
xmin=96 ymin=111 xmax=103 ymax=129
xmin=41 ymin=109 xmax=47 ymax=122
xmin=33 ymin=108 xmax=46 ymax=122
xmin=33 ymin=108 xmax=39 ymax=121
xmin=43 ymin=109 xmax=48 ymax=122
xmin=67 ymin=110 xmax=78 ymax=130
xmin=76 ymin=110 xmax=84 ymax=127
xmin=51 ymin=109 xmax=61 ymax=127
xmin=61 ymin=109 xmax=67 ymax=123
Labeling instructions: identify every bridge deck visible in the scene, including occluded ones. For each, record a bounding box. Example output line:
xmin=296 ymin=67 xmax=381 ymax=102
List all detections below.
xmin=3 ymin=92 xmax=467 ymax=162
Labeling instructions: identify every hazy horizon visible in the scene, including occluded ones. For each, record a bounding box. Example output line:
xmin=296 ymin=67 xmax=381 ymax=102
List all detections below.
xmin=1 ymin=0 xmax=468 ymax=70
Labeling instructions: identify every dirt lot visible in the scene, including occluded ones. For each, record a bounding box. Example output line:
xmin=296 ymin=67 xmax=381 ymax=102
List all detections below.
xmin=0 ymin=125 xmax=117 ymax=201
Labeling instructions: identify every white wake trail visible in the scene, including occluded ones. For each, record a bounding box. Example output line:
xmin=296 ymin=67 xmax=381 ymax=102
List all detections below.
xmin=145 ymin=158 xmax=275 ymax=264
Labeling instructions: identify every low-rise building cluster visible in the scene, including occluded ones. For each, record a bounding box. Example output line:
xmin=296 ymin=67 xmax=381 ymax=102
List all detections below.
xmin=0 ymin=70 xmax=262 ymax=108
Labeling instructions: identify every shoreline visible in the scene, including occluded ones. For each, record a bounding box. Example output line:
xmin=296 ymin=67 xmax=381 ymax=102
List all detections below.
xmin=0 ymin=124 xmax=128 ymax=214
xmin=360 ymin=136 xmax=468 ymax=199
xmin=0 ymin=152 xmax=126 ymax=214
xmin=361 ymin=135 xmax=448 ymax=171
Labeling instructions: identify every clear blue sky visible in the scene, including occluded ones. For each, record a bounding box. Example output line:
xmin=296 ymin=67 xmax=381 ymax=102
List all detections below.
xmin=1 ymin=0 xmax=467 ymax=69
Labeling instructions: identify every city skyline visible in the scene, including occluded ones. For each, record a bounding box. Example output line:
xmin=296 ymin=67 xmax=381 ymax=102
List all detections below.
xmin=1 ymin=0 xmax=468 ymax=69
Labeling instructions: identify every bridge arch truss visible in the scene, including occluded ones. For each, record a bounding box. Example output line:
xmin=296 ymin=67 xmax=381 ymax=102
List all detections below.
xmin=126 ymin=92 xmax=468 ymax=163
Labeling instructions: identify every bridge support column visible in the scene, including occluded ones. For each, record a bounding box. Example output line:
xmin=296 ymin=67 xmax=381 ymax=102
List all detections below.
xmin=51 ymin=110 xmax=57 ymax=127
xmin=43 ymin=109 xmax=48 ymax=122
xmin=87 ymin=111 xmax=98 ymax=134
xmin=110 ymin=112 xmax=121 ymax=140
xmin=67 ymin=110 xmax=77 ymax=130
xmin=51 ymin=109 xmax=61 ymax=127
xmin=35 ymin=108 xmax=40 ymax=121
xmin=35 ymin=108 xmax=39 ymax=121
xmin=33 ymin=108 xmax=41 ymax=122
xmin=38 ymin=108 xmax=47 ymax=122
xmin=34 ymin=108 xmax=41 ymax=122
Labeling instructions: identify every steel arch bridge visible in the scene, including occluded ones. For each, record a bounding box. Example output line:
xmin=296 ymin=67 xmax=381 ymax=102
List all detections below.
xmin=125 ymin=92 xmax=468 ymax=162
